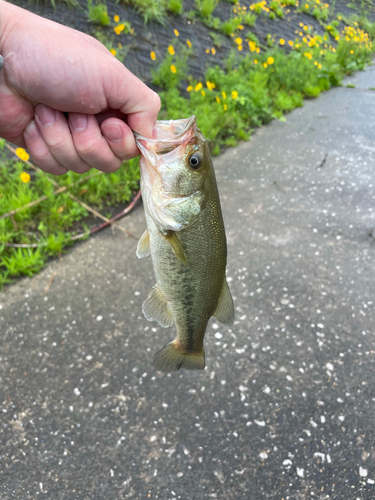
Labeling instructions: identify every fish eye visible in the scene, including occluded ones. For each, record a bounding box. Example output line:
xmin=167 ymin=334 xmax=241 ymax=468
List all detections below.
xmin=188 ymin=153 xmax=202 ymax=169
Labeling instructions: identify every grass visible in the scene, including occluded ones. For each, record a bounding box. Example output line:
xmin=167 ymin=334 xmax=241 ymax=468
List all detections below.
xmin=0 ymin=142 xmax=140 ymax=285
xmin=87 ymin=0 xmax=110 ymax=25
xmin=3 ymin=0 xmax=375 ymax=285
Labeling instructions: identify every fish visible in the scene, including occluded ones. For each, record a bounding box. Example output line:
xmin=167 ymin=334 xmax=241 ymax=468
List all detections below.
xmin=134 ymin=116 xmax=234 ymax=372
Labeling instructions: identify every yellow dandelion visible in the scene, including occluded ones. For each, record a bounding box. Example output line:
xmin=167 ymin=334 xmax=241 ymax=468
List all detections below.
xmin=267 ymin=56 xmax=274 ymax=65
xmin=201 ymin=90 xmax=206 ymax=96
xmin=256 ymin=47 xmax=260 ymax=53
xmin=288 ymin=40 xmax=294 ymax=46
xmin=211 ymin=47 xmax=216 ymax=55
xmin=224 ymin=104 xmax=228 ymax=111
xmin=332 ymin=47 xmax=336 ymax=52
xmin=299 ymin=22 xmax=304 ymax=26
xmin=238 ymin=45 xmax=243 ymax=51
xmin=231 ymin=90 xmax=238 ymax=99
xmin=263 ymin=62 xmax=268 ymax=68
xmin=16 ymin=148 xmax=29 ymax=162
xmin=206 ymin=81 xmax=216 ymax=90
xmin=305 ymin=3 xmax=309 ymax=7
xmin=150 ymin=51 xmax=156 ymax=61
xmin=168 ymin=46 xmax=175 ymax=55
xmin=303 ymin=37 xmax=307 ymax=43
xmin=187 ymin=85 xmax=193 ymax=92
xmin=20 ymin=172 xmax=30 ymax=183
xmin=239 ymin=25 xmax=244 ymax=30
xmin=350 ymin=50 xmax=354 ymax=54
xmin=174 ymin=29 xmax=179 ymax=36
xmin=279 ymin=38 xmax=285 ymax=45
xmin=318 ymin=63 xmax=322 ymax=69
xmin=186 ymin=39 xmax=192 ymax=48
xmin=304 ymin=25 xmax=308 ymax=30
xmin=254 ymin=59 xmax=258 ymax=64
xmin=216 ymin=96 xmax=221 ymax=104
xmin=170 ymin=64 xmax=177 ymax=73
xmin=195 ymin=82 xmax=203 ymax=91
xmin=235 ymin=37 xmax=242 ymax=45
xmin=110 ymin=48 xmax=116 ymax=56
xmin=205 ymin=48 xmax=210 ymax=53
xmin=222 ymin=91 xmax=227 ymax=99
xmin=114 ymin=26 xmax=121 ymax=35
xmin=114 ymin=14 xmax=120 ymax=22
xmin=304 ymin=51 xmax=312 ymax=59
xmin=314 ymin=61 xmax=318 ymax=65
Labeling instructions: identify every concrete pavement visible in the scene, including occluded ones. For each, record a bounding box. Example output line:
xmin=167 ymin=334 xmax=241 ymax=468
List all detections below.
xmin=1 ymin=66 xmax=375 ymax=499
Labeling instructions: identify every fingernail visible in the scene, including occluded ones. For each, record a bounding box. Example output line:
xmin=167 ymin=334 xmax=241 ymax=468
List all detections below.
xmin=69 ymin=113 xmax=88 ymax=132
xmin=102 ymin=125 xmax=123 ymax=143
xmin=24 ymin=120 xmax=40 ymax=139
xmin=35 ymin=105 xmax=56 ymax=126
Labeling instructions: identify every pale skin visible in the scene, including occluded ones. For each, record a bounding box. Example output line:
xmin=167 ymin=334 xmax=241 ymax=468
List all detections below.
xmin=0 ymin=0 xmax=161 ymax=175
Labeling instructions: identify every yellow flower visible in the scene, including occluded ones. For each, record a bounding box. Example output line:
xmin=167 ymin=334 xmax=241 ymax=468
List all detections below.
xmin=223 ymin=104 xmax=228 ymax=111
xmin=205 ymin=48 xmax=210 ymax=53
xmin=279 ymin=38 xmax=285 ymax=45
xmin=263 ymin=62 xmax=268 ymax=68
xmin=174 ymin=29 xmax=179 ymax=36
xmin=118 ymin=42 xmax=123 ymax=49
xmin=318 ymin=63 xmax=322 ymax=69
xmin=231 ymin=90 xmax=238 ymax=99
xmin=187 ymin=85 xmax=193 ymax=92
xmin=238 ymin=45 xmax=243 ymax=51
xmin=150 ymin=51 xmax=156 ymax=61
xmin=256 ymin=47 xmax=260 ymax=53
xmin=201 ymin=90 xmax=206 ymax=96
xmin=114 ymin=25 xmax=124 ymax=35
xmin=222 ymin=91 xmax=227 ymax=99
xmin=267 ymin=56 xmax=274 ymax=65
xmin=186 ymin=39 xmax=192 ymax=48
xmin=303 ymin=37 xmax=307 ymax=43
xmin=110 ymin=49 xmax=116 ymax=56
xmin=57 ymin=205 xmax=64 ymax=214
xmin=239 ymin=25 xmax=244 ymax=30
xmin=16 ymin=148 xmax=29 ymax=162
xmin=288 ymin=40 xmax=294 ymax=46
xmin=350 ymin=50 xmax=354 ymax=54
xmin=299 ymin=22 xmax=304 ymax=26
xmin=235 ymin=37 xmax=242 ymax=45
xmin=304 ymin=51 xmax=312 ymax=59
xmin=168 ymin=45 xmax=175 ymax=55
xmin=20 ymin=172 xmax=30 ymax=183
xmin=305 ymin=3 xmax=309 ymax=7
xmin=114 ymin=14 xmax=120 ymax=22
xmin=216 ymin=96 xmax=221 ymax=104
xmin=314 ymin=61 xmax=318 ymax=65
xmin=206 ymin=81 xmax=216 ymax=90
xmin=249 ymin=41 xmax=256 ymax=52
xmin=254 ymin=59 xmax=258 ymax=64
xmin=170 ymin=64 xmax=177 ymax=73
xmin=195 ymin=82 xmax=203 ymax=91
xmin=303 ymin=25 xmax=308 ymax=30
xmin=332 ymin=47 xmax=336 ymax=52
xmin=211 ymin=47 xmax=216 ymax=55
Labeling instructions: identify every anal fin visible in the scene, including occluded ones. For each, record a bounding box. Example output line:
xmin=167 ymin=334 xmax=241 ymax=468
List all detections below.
xmin=142 ymin=286 xmax=173 ymax=328
xmin=153 ymin=340 xmax=205 ymax=372
xmin=136 ymin=229 xmax=150 ymax=259
xmin=213 ymin=279 xmax=235 ymax=326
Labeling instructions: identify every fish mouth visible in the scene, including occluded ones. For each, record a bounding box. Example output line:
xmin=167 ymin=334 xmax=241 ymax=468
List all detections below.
xmin=134 ymin=116 xmax=197 ymax=156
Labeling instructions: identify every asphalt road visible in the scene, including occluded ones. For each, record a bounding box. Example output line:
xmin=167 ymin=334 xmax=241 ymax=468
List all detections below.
xmin=2 ymin=66 xmax=375 ymax=499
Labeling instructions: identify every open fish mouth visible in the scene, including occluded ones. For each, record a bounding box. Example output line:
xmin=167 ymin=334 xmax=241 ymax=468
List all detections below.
xmin=134 ymin=116 xmax=197 ymax=156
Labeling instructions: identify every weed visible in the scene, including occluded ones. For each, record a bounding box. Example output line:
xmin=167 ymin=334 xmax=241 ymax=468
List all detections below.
xmin=87 ymin=0 xmax=110 ymax=26
xmin=346 ymin=83 xmax=356 ymax=87
xmin=120 ymin=0 xmax=167 ymax=24
xmin=167 ymin=0 xmax=183 ymax=15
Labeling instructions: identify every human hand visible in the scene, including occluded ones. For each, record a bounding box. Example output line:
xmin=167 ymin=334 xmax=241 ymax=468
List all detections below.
xmin=0 ymin=1 xmax=160 ymax=175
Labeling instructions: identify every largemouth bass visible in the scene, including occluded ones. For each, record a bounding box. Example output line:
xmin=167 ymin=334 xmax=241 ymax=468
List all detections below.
xmin=135 ymin=116 xmax=234 ymax=372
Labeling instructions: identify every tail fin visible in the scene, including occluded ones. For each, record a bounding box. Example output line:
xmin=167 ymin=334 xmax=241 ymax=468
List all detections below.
xmin=153 ymin=340 xmax=205 ymax=372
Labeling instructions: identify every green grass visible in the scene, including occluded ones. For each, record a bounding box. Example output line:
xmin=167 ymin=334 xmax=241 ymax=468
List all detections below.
xmin=87 ymin=0 xmax=110 ymax=25
xmin=119 ymin=0 xmax=167 ymax=24
xmin=0 ymin=142 xmax=140 ymax=285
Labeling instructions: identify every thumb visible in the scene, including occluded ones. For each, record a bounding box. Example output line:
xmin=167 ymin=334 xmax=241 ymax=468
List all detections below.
xmin=104 ymin=62 xmax=161 ymax=139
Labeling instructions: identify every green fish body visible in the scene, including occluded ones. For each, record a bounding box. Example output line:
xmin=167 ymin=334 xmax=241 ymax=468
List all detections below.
xmin=135 ymin=116 xmax=234 ymax=372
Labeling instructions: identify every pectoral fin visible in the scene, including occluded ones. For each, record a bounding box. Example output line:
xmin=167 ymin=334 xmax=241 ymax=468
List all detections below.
xmin=213 ymin=279 xmax=235 ymax=326
xmin=136 ymin=229 xmax=150 ymax=259
xmin=142 ymin=286 xmax=174 ymax=328
xmin=163 ymin=231 xmax=187 ymax=266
